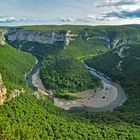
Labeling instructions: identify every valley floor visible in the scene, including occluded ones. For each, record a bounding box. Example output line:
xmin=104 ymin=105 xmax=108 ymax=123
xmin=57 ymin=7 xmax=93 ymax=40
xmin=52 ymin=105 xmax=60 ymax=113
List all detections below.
xmin=28 ymin=57 xmax=127 ymax=113
xmin=54 ymin=83 xmax=117 ymax=111
xmin=54 ymin=81 xmax=126 ymax=112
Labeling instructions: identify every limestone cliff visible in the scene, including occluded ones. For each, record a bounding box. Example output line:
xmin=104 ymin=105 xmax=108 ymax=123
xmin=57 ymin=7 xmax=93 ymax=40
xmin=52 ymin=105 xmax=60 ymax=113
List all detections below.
xmin=65 ymin=30 xmax=78 ymax=46
xmin=5 ymin=29 xmax=76 ymax=46
xmin=0 ymin=74 xmax=7 ymax=105
xmin=5 ymin=28 xmax=79 ymax=47
xmin=5 ymin=27 xmax=140 ymax=50
xmin=0 ymin=32 xmax=6 ymax=46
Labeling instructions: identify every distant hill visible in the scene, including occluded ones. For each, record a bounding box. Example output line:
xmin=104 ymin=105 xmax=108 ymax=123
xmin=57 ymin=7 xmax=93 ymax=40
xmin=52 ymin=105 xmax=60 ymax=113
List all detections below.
xmin=4 ymin=25 xmax=140 ymax=58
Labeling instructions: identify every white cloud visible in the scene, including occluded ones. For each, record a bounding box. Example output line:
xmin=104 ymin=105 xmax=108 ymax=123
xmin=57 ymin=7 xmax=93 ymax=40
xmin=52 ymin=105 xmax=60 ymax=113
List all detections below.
xmin=87 ymin=15 xmax=96 ymax=20
xmin=0 ymin=0 xmax=140 ymax=26
xmin=120 ymin=5 xmax=140 ymax=12
xmin=97 ymin=0 xmax=139 ymax=7
xmin=96 ymin=0 xmax=140 ymax=15
xmin=58 ymin=18 xmax=74 ymax=22
xmin=0 ymin=15 xmax=27 ymax=23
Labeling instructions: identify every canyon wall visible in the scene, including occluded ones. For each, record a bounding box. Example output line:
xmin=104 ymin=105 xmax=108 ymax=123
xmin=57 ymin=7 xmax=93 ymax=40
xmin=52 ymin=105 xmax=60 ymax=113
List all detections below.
xmin=5 ymin=29 xmax=76 ymax=46
xmin=0 ymin=32 xmax=6 ymax=46
xmin=5 ymin=27 xmax=140 ymax=51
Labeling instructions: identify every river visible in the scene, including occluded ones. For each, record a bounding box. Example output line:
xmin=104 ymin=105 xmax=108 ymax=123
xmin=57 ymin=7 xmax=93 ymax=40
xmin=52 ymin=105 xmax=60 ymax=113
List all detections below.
xmin=26 ymin=57 xmax=127 ymax=113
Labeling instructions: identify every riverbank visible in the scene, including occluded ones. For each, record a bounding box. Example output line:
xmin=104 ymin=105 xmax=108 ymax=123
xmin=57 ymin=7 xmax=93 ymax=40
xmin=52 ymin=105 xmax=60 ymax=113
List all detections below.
xmin=54 ymin=81 xmax=126 ymax=112
xmin=27 ymin=57 xmax=127 ymax=112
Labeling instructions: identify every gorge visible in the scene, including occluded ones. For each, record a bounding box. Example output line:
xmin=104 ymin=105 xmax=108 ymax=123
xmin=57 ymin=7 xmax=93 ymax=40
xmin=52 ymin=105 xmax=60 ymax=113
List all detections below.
xmin=2 ymin=26 xmax=131 ymax=112
xmin=0 ymin=25 xmax=140 ymax=139
xmin=25 ymin=55 xmax=127 ymax=112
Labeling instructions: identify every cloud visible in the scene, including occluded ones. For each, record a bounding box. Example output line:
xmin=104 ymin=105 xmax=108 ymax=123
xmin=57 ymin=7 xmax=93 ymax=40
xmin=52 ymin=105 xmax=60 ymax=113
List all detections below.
xmin=93 ymin=0 xmax=140 ymax=22
xmin=0 ymin=15 xmax=27 ymax=23
xmin=97 ymin=0 xmax=139 ymax=7
xmin=58 ymin=18 xmax=74 ymax=22
xmin=0 ymin=0 xmax=140 ymax=26
xmin=57 ymin=16 xmax=96 ymax=23
xmin=105 ymin=9 xmax=140 ymax=18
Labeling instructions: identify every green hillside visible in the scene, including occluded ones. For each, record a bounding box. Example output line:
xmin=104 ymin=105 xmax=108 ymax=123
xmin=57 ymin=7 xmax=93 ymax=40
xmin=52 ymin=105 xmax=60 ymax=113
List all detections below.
xmin=0 ymin=94 xmax=140 ymax=140
xmin=40 ymin=57 xmax=100 ymax=99
xmin=59 ymin=38 xmax=108 ymax=59
xmin=85 ymin=41 xmax=140 ymax=113
xmin=0 ymin=44 xmax=36 ymax=94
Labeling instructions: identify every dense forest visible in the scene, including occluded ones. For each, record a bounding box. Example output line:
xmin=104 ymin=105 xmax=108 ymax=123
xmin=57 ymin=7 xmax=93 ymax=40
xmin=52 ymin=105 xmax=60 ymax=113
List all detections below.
xmin=85 ymin=42 xmax=140 ymax=113
xmin=58 ymin=38 xmax=108 ymax=59
xmin=0 ymin=44 xmax=36 ymax=94
xmin=40 ymin=56 xmax=100 ymax=99
xmin=0 ymin=94 xmax=140 ymax=140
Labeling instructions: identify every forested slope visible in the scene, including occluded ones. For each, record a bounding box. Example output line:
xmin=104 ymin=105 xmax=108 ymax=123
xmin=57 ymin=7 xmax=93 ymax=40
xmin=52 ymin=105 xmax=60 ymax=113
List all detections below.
xmin=85 ymin=41 xmax=140 ymax=113
xmin=0 ymin=94 xmax=140 ymax=140
xmin=0 ymin=44 xmax=36 ymax=93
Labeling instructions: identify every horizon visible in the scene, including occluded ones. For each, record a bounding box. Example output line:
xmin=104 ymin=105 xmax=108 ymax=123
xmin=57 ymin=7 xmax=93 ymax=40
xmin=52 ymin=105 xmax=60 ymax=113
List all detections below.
xmin=0 ymin=0 xmax=140 ymax=26
xmin=1 ymin=23 xmax=140 ymax=28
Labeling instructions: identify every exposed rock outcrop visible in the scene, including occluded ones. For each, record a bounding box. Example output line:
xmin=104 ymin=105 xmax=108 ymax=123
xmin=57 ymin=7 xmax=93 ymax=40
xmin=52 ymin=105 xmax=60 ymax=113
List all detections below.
xmin=113 ymin=45 xmax=131 ymax=58
xmin=10 ymin=88 xmax=24 ymax=99
xmin=0 ymin=32 xmax=6 ymax=46
xmin=0 ymin=74 xmax=7 ymax=105
xmin=4 ymin=28 xmax=140 ymax=50
xmin=5 ymin=29 xmax=78 ymax=47
xmin=6 ymin=29 xmax=65 ymax=44
xmin=65 ymin=30 xmax=78 ymax=46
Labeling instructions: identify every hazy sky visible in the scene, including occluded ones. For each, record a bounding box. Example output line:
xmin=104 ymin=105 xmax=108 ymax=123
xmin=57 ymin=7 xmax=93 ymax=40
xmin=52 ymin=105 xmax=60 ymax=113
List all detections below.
xmin=0 ymin=0 xmax=140 ymax=26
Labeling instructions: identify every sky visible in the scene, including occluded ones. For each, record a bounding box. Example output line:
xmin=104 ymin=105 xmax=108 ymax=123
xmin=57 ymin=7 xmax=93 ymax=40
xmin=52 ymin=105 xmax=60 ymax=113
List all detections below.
xmin=0 ymin=0 xmax=140 ymax=26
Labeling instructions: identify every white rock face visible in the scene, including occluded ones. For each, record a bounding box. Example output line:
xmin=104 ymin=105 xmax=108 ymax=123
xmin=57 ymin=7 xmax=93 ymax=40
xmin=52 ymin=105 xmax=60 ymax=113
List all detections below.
xmin=114 ymin=45 xmax=131 ymax=58
xmin=6 ymin=29 xmax=67 ymax=45
xmin=6 ymin=29 xmax=78 ymax=47
xmin=6 ymin=29 xmax=138 ymax=50
xmin=134 ymin=56 xmax=140 ymax=61
xmin=0 ymin=32 xmax=6 ymax=46
xmin=116 ymin=61 xmax=123 ymax=71
xmin=65 ymin=30 xmax=78 ymax=46
xmin=112 ymin=39 xmax=120 ymax=48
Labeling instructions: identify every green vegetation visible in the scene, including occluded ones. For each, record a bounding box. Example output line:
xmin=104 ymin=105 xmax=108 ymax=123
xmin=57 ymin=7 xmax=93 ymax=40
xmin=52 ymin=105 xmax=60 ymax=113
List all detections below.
xmin=40 ymin=57 xmax=100 ymax=99
xmin=59 ymin=38 xmax=108 ymax=59
xmin=21 ymin=24 xmax=140 ymax=33
xmin=85 ymin=41 xmax=140 ymax=113
xmin=0 ymin=94 xmax=140 ymax=140
xmin=1 ymin=25 xmax=140 ymax=139
xmin=21 ymin=25 xmax=95 ymax=32
xmin=0 ymin=44 xmax=36 ymax=94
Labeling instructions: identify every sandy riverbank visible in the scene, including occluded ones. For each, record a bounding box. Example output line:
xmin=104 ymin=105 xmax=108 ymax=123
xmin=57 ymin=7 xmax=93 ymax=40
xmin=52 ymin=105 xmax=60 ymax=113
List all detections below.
xmin=54 ymin=81 xmax=118 ymax=110
xmin=27 ymin=57 xmax=127 ymax=112
xmin=32 ymin=69 xmax=47 ymax=92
